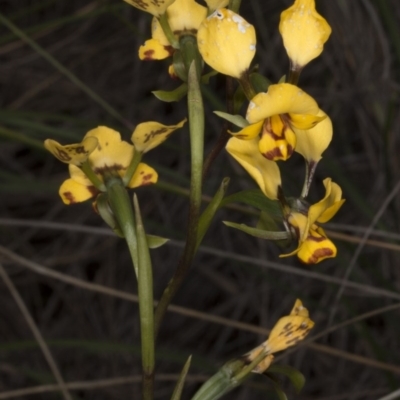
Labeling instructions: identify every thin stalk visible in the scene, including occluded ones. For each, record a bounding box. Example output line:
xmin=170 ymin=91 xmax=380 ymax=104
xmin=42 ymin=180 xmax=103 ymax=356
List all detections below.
xmin=105 ymin=176 xmax=139 ymax=275
xmin=239 ymin=70 xmax=257 ymax=100
xmin=287 ymin=64 xmax=301 ymax=85
xmin=123 ymin=150 xmax=142 ymax=186
xmin=154 ymin=36 xmax=204 ymax=336
xmin=300 ymin=160 xmax=317 ymax=198
xmin=133 ymin=195 xmax=155 ymax=400
xmin=158 ymin=13 xmax=179 ymax=49
xmin=81 ymin=161 xmax=106 ymax=191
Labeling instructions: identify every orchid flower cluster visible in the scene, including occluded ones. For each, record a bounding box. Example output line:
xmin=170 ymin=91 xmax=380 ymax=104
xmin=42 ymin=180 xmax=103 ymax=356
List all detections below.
xmin=44 ymin=0 xmax=344 ymax=398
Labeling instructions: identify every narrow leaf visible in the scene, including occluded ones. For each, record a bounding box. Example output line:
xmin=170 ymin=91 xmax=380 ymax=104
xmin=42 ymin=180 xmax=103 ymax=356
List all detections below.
xmin=250 ymin=72 xmax=271 ymax=93
xmin=152 ymin=83 xmax=188 ymax=102
xmin=223 ymin=221 xmax=289 ymax=240
xmin=220 ymin=189 xmax=282 ymax=217
xmin=197 ymin=177 xmax=230 ymax=249
xmin=147 ymin=234 xmax=169 ymax=249
xmin=170 ymin=355 xmax=192 ymax=400
xmin=267 ymin=364 xmax=306 ymax=394
xmin=96 ymin=193 xmax=124 ymax=238
xmin=213 ymin=111 xmax=249 ymax=128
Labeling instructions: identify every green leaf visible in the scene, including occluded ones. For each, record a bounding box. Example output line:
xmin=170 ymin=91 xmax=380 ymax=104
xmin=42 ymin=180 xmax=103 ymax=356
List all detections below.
xmin=96 ymin=193 xmax=124 ymax=238
xmin=220 ymin=189 xmax=282 ymax=217
xmin=152 ymin=83 xmax=188 ymax=102
xmin=201 ymin=70 xmax=218 ymax=84
xmin=267 ymin=364 xmax=306 ymax=394
xmin=278 ymin=74 xmax=286 ymax=84
xmin=197 ymin=177 xmax=230 ymax=249
xmin=223 ymin=221 xmax=289 ymax=240
xmin=250 ymin=72 xmax=271 ymax=93
xmin=146 ymin=234 xmax=169 ymax=249
xmin=170 ymin=355 xmax=192 ymax=400
xmin=213 ymin=111 xmax=249 ymax=128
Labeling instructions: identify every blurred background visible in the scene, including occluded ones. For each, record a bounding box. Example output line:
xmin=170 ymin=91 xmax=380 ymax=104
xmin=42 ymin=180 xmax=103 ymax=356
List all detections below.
xmin=1 ymin=0 xmax=400 ymax=398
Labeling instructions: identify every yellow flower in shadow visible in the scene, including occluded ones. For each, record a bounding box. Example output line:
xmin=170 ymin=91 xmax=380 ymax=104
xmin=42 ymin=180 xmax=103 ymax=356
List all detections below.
xmin=282 ymin=178 xmax=345 ymax=264
xmin=139 ymin=0 xmax=207 ymax=61
xmin=245 ymin=299 xmax=314 ymax=373
xmin=46 ymin=127 xmax=157 ymax=205
xmin=197 ymin=8 xmax=256 ymax=79
xmin=226 ymin=136 xmax=281 ymax=200
xmin=279 ymin=0 xmax=331 ymax=70
xmin=232 ymin=83 xmax=330 ymax=162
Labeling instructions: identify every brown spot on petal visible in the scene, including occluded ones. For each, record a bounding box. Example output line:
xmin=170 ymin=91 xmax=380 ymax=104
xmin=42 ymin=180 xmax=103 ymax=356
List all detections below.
xmin=143 ymin=49 xmax=155 ymax=60
xmin=88 ymin=186 xmax=99 ymax=197
xmin=141 ymin=173 xmax=154 ymax=185
xmin=143 ymin=127 xmax=169 ymax=143
xmin=306 ymin=248 xmax=334 ymax=264
xmin=63 ymin=192 xmax=76 ymax=204
xmin=263 ymin=147 xmax=283 ymax=160
xmin=55 ymin=148 xmax=72 ymax=162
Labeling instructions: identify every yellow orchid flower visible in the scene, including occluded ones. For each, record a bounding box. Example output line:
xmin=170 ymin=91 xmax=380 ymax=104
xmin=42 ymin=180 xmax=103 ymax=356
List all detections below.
xmin=197 ymin=8 xmax=256 ymax=79
xmin=245 ymin=299 xmax=314 ymax=373
xmin=226 ymin=136 xmax=281 ymax=200
xmin=46 ymin=127 xmax=157 ymax=205
xmin=123 ymin=0 xmax=176 ymax=18
xmin=279 ymin=0 xmax=331 ymax=71
xmin=139 ymin=0 xmax=207 ymax=61
xmin=131 ymin=118 xmax=187 ymax=153
xmin=233 ymin=83 xmax=329 ymax=162
xmin=282 ymin=178 xmax=345 ymax=264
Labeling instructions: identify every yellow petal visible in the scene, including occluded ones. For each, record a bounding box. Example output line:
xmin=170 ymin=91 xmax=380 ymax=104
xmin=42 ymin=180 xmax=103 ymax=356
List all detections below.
xmin=84 ymin=126 xmax=134 ymax=174
xmin=229 ymin=120 xmax=263 ymax=140
xmin=290 ymin=299 xmax=310 ymax=317
xmin=226 ymin=137 xmax=281 ymax=200
xmin=123 ymin=0 xmax=176 ymax=17
xmin=59 ymin=178 xmax=97 ymax=205
xmin=127 ymin=162 xmax=158 ymax=188
xmin=131 ymin=119 xmax=187 ymax=153
xmin=246 ymin=83 xmax=320 ymax=124
xmin=294 ymin=109 xmax=332 ymax=162
xmin=308 ymin=178 xmax=344 ymax=225
xmin=265 ymin=300 xmax=314 ymax=353
xmin=279 ymin=0 xmax=331 ymax=69
xmin=197 ymin=9 xmax=256 ymax=78
xmin=288 ymin=112 xmax=326 ymax=130
xmin=258 ymin=115 xmax=296 ymax=161
xmin=165 ymin=0 xmax=207 ymax=33
xmin=44 ymin=137 xmax=98 ymax=166
xmin=244 ymin=346 xmax=274 ymax=374
xmin=204 ymin=0 xmax=229 ymax=12
xmin=139 ymin=38 xmax=172 ymax=60
xmin=297 ymin=226 xmax=337 ymax=264
xmin=287 ymin=211 xmax=309 ymax=242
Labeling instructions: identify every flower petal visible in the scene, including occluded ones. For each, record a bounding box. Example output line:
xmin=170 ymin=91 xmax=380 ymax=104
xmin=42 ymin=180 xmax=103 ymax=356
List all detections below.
xmin=44 ymin=137 xmax=98 ymax=166
xmin=265 ymin=299 xmax=314 ymax=353
xmin=59 ymin=178 xmax=97 ymax=205
xmin=131 ymin=118 xmax=187 ymax=153
xmin=308 ymin=178 xmax=344 ymax=225
xmin=123 ymin=0 xmax=176 ymax=17
xmin=127 ymin=162 xmax=158 ymax=188
xmin=297 ymin=226 xmax=337 ymax=264
xmin=139 ymin=38 xmax=172 ymax=60
xmin=288 ymin=112 xmax=326 ymax=130
xmin=197 ymin=9 xmax=256 ymax=78
xmin=165 ymin=0 xmax=207 ymax=33
xmin=229 ymin=120 xmax=263 ymax=140
xmin=226 ymin=137 xmax=281 ymax=200
xmin=84 ymin=126 xmax=134 ymax=174
xmin=258 ymin=115 xmax=296 ymax=161
xmin=279 ymin=0 xmax=331 ymax=69
xmin=246 ymin=83 xmax=320 ymax=124
xmin=294 ymin=109 xmax=332 ymax=162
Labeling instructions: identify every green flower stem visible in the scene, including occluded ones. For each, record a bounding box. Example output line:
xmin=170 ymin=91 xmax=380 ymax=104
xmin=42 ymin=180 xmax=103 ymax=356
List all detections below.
xmin=191 ymin=350 xmax=268 ymax=400
xmin=154 ymin=36 xmax=204 ymax=337
xmin=229 ymin=0 xmax=242 ymax=13
xmin=133 ymin=195 xmax=155 ymax=400
xmin=158 ymin=13 xmax=180 ymax=49
xmin=105 ymin=176 xmax=139 ymax=276
xmin=123 ymin=149 xmax=142 ymax=186
xmin=301 ymin=160 xmax=317 ymax=198
xmin=81 ymin=161 xmax=106 ymax=191
xmin=287 ymin=66 xmax=301 ymax=85
xmin=239 ymin=70 xmax=257 ymax=100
